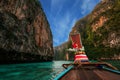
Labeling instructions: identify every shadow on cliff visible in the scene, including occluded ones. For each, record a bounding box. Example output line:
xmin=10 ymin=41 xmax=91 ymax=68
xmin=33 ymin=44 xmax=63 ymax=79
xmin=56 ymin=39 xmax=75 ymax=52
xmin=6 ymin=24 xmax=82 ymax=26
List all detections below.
xmin=0 ymin=48 xmax=53 ymax=64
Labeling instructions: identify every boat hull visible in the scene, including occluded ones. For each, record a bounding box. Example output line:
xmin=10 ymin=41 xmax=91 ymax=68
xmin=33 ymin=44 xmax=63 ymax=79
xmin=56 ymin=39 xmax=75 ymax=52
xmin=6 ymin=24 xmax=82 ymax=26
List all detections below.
xmin=54 ymin=63 xmax=120 ymax=80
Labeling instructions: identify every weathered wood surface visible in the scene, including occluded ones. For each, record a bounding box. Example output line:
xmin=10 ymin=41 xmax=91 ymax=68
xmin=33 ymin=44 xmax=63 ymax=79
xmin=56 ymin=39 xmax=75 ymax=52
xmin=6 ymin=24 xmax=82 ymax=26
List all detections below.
xmin=60 ymin=67 xmax=120 ymax=80
xmin=62 ymin=62 xmax=118 ymax=70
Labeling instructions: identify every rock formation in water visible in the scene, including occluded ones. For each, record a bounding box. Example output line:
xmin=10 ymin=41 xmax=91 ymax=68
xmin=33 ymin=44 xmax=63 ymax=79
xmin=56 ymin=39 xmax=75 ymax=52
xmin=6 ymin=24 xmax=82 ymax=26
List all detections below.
xmin=0 ymin=0 xmax=53 ymax=63
xmin=54 ymin=0 xmax=120 ymax=60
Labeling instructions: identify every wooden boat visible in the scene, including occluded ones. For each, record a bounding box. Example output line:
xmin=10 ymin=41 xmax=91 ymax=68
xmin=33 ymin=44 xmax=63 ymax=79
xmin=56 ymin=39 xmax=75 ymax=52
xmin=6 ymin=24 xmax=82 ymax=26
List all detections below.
xmin=54 ymin=62 xmax=120 ymax=80
xmin=54 ymin=33 xmax=120 ymax=80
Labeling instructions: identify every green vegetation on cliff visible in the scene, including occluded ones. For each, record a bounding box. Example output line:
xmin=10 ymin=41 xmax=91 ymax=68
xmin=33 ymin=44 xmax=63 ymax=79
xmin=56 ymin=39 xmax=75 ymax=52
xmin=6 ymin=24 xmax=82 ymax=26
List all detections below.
xmin=54 ymin=0 xmax=120 ymax=60
xmin=80 ymin=0 xmax=120 ymax=59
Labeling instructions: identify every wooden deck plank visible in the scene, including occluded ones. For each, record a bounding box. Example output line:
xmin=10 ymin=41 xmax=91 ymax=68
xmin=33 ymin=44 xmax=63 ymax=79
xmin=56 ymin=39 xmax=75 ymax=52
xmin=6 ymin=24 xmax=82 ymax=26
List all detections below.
xmin=79 ymin=68 xmax=102 ymax=80
xmin=60 ymin=68 xmax=120 ymax=80
xmin=59 ymin=69 xmax=79 ymax=80
xmin=94 ymin=69 xmax=120 ymax=80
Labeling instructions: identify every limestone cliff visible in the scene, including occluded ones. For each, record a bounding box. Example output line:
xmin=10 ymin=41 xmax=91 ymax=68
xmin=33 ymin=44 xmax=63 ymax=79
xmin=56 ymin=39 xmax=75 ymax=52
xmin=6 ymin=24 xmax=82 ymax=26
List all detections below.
xmin=54 ymin=0 xmax=120 ymax=60
xmin=0 ymin=0 xmax=53 ymax=63
xmin=54 ymin=41 xmax=70 ymax=60
xmin=71 ymin=0 xmax=120 ymax=59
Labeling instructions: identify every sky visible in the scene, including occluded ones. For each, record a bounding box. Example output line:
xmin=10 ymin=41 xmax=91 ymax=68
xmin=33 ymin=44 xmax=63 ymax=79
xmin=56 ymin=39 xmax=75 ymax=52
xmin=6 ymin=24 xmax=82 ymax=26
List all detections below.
xmin=40 ymin=0 xmax=100 ymax=47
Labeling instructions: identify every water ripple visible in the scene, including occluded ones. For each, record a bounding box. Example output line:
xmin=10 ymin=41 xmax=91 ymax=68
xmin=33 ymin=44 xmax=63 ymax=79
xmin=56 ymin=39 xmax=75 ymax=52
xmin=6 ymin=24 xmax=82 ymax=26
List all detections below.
xmin=0 ymin=61 xmax=72 ymax=80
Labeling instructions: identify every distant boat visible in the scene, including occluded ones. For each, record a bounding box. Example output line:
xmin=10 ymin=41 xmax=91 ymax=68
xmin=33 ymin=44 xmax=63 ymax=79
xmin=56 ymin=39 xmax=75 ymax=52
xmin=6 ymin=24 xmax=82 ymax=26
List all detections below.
xmin=54 ymin=33 xmax=120 ymax=80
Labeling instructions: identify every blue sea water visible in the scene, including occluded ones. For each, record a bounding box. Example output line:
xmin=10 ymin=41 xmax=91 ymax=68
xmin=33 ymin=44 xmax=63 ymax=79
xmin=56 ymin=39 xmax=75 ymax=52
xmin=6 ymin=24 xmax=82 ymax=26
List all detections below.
xmin=0 ymin=61 xmax=72 ymax=80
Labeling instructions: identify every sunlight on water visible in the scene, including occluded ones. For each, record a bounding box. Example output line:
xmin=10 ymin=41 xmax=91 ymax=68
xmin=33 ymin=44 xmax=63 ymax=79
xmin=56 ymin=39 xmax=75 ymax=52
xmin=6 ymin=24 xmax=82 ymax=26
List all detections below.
xmin=0 ymin=61 xmax=72 ymax=80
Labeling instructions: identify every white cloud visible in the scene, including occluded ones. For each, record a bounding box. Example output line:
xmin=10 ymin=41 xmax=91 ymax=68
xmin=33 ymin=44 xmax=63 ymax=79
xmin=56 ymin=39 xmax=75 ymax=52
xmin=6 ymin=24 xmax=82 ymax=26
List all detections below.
xmin=52 ymin=11 xmax=77 ymax=46
xmin=81 ymin=0 xmax=97 ymax=15
xmin=72 ymin=0 xmax=81 ymax=9
xmin=51 ymin=0 xmax=62 ymax=7
xmin=51 ymin=0 xmax=65 ymax=13
xmin=53 ymin=38 xmax=60 ymax=45
xmin=55 ymin=13 xmax=70 ymax=36
xmin=81 ymin=0 xmax=89 ymax=14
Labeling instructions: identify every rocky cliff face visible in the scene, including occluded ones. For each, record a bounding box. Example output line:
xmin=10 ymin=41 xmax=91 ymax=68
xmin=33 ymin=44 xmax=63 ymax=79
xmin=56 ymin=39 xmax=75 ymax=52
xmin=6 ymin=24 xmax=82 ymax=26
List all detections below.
xmin=55 ymin=0 xmax=120 ymax=60
xmin=0 ymin=0 xmax=53 ymax=63
xmin=54 ymin=41 xmax=70 ymax=60
xmin=71 ymin=0 xmax=120 ymax=59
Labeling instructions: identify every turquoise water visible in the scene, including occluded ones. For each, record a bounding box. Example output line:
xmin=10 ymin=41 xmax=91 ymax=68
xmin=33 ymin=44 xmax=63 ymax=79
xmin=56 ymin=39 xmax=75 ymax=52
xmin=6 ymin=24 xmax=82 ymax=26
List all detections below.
xmin=0 ymin=61 xmax=72 ymax=80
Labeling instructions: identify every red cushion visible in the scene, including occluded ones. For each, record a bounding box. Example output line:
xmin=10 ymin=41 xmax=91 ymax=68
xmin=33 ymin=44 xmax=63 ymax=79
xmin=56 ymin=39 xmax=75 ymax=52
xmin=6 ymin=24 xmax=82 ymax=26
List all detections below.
xmin=74 ymin=54 xmax=89 ymax=61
